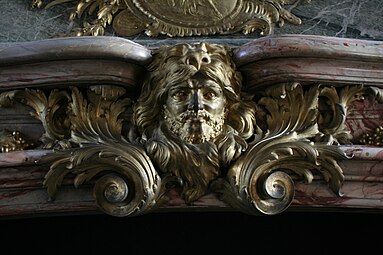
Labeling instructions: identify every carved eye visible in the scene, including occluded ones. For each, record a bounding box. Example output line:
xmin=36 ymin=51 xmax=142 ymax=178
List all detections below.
xmin=203 ymin=91 xmax=217 ymax=100
xmin=172 ymin=90 xmax=187 ymax=100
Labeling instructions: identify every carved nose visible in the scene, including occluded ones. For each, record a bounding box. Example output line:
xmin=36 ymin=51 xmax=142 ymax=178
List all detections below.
xmin=188 ymin=91 xmax=203 ymax=111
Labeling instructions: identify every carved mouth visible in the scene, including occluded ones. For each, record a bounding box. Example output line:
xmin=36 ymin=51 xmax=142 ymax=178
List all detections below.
xmin=164 ymin=107 xmax=224 ymax=144
xmin=187 ymin=117 xmax=206 ymax=123
xmin=182 ymin=111 xmax=210 ymax=122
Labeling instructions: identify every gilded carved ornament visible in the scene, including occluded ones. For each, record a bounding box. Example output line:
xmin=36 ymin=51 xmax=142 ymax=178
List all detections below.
xmin=31 ymin=0 xmax=311 ymax=37
xmin=1 ymin=41 xmax=381 ymax=217
xmin=0 ymin=130 xmax=34 ymax=153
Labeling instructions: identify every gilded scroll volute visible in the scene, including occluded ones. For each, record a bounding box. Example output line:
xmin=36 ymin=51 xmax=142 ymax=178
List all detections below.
xmin=212 ymin=83 xmax=353 ymax=215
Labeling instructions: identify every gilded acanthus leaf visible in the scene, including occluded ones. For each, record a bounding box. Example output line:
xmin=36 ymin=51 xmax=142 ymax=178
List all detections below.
xmin=366 ymin=86 xmax=383 ymax=104
xmin=38 ymin=85 xmax=162 ymax=217
xmin=41 ymin=142 xmax=161 ymax=217
xmin=0 ymin=84 xmax=162 ymax=216
xmin=259 ymin=83 xmax=319 ymax=137
xmin=68 ymin=86 xmax=131 ymax=145
xmin=0 ymin=91 xmax=17 ymax=108
xmin=0 ymin=88 xmax=71 ymax=149
xmin=213 ymin=83 xmax=349 ymax=215
xmin=33 ymin=0 xmax=124 ymax=36
xmin=318 ymin=85 xmax=367 ymax=144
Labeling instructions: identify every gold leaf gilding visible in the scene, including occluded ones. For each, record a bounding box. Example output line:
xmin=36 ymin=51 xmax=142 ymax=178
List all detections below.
xmin=32 ymin=0 xmax=309 ymax=37
xmin=0 ymin=40 xmax=365 ymax=217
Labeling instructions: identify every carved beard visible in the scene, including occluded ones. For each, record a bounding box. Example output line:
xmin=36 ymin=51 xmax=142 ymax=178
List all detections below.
xmin=145 ymin=122 xmax=248 ymax=203
xmin=163 ymin=107 xmax=225 ymax=144
xmin=145 ymin=123 xmax=220 ymax=203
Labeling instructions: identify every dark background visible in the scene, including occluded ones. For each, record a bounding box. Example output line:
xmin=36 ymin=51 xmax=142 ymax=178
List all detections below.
xmin=1 ymin=209 xmax=381 ymax=254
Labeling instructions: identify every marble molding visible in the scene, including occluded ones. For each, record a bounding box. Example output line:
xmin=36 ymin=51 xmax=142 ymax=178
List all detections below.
xmin=1 ymin=34 xmax=383 ymax=218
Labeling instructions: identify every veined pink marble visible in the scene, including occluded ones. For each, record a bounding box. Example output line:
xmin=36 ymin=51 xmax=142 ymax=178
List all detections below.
xmin=0 ymin=146 xmax=383 ymax=217
xmin=347 ymin=97 xmax=383 ymax=140
xmin=341 ymin=145 xmax=383 ymax=160
xmin=0 ymin=37 xmax=150 ymax=91
xmin=234 ymin=34 xmax=383 ymax=66
xmin=234 ymin=35 xmax=383 ymax=90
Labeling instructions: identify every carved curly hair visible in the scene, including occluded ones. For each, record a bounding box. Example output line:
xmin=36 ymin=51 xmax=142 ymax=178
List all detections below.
xmin=132 ymin=42 xmax=257 ymax=203
xmin=133 ymin=42 xmax=256 ymax=140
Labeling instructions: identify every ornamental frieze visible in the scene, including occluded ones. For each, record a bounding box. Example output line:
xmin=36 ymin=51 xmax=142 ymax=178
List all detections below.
xmin=1 ymin=35 xmax=383 ymax=217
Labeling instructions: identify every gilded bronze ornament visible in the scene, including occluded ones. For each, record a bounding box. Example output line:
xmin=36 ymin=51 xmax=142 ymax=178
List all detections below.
xmin=0 ymin=130 xmax=33 ymax=153
xmin=2 ymin=38 xmax=378 ymax=216
xmin=212 ymin=83 xmax=354 ymax=215
xmin=357 ymin=86 xmax=383 ymax=146
xmin=0 ymin=89 xmax=70 ymax=150
xmin=358 ymin=126 xmax=383 ymax=146
xmin=133 ymin=42 xmax=258 ymax=203
xmin=39 ymin=86 xmax=162 ymax=217
xmin=31 ymin=0 xmax=310 ymax=37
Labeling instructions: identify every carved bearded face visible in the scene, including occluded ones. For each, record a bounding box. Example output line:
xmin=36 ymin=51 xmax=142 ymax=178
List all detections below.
xmin=163 ymin=73 xmax=226 ymax=144
xmin=133 ymin=42 xmax=255 ymax=145
xmin=132 ymin=42 xmax=257 ymax=203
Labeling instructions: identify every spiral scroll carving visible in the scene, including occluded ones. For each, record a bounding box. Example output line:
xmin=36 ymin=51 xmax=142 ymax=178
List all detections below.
xmin=26 ymin=85 xmax=164 ymax=216
xmin=90 ymin=152 xmax=160 ymax=217
xmin=223 ymin=167 xmax=295 ymax=215
xmin=212 ymin=83 xmax=355 ymax=215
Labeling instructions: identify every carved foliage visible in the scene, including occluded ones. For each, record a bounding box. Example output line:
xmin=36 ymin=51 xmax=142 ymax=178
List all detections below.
xmin=212 ymin=83 xmax=366 ymax=215
xmin=0 ymin=89 xmax=70 ymax=149
xmin=1 ymin=41 xmax=379 ymax=216
xmin=1 ymin=86 xmax=161 ymax=217
xmin=1 ymin=82 xmax=371 ymax=216
xmin=31 ymin=0 xmax=310 ymax=37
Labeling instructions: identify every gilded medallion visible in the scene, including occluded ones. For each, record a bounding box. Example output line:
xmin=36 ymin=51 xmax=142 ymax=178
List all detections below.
xmin=32 ymin=0 xmax=310 ymax=37
xmin=124 ymin=0 xmax=241 ymax=36
xmin=121 ymin=0 xmax=308 ymax=36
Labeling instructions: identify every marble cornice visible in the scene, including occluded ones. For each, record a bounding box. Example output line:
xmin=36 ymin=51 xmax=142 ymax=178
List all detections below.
xmin=1 ymin=35 xmax=383 ymax=218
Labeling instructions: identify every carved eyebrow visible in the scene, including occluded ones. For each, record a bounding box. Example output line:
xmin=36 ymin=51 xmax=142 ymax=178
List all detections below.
xmin=208 ymin=81 xmax=221 ymax=87
xmin=200 ymin=80 xmax=222 ymax=90
xmin=186 ymin=78 xmax=222 ymax=89
xmin=168 ymin=83 xmax=190 ymax=93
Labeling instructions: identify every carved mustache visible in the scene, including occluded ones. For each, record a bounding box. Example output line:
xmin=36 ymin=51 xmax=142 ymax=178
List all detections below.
xmin=179 ymin=110 xmax=211 ymax=122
